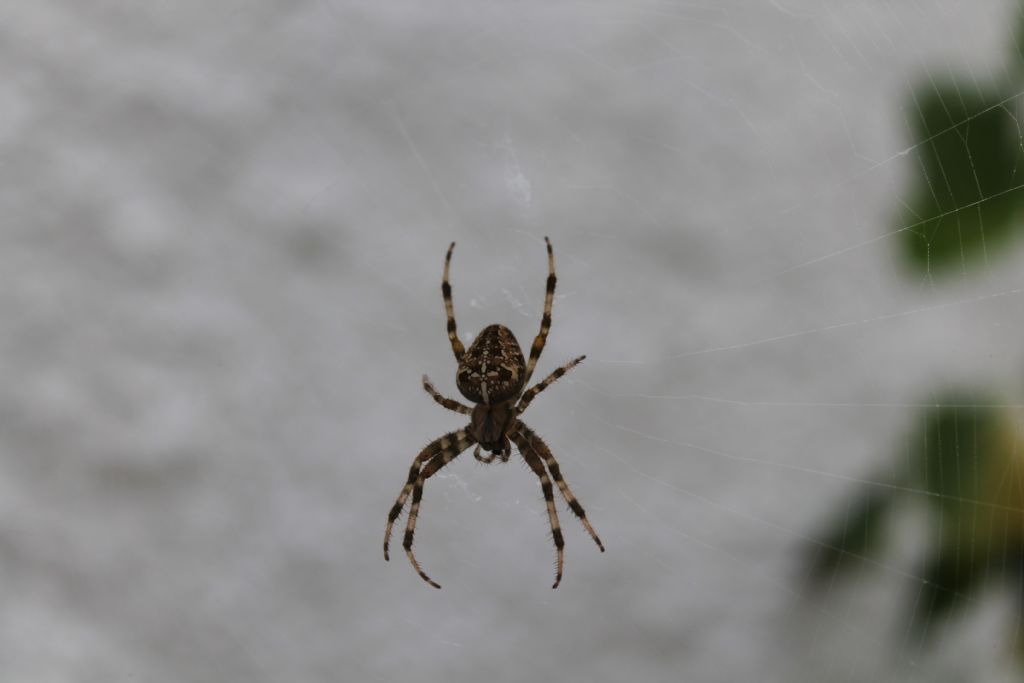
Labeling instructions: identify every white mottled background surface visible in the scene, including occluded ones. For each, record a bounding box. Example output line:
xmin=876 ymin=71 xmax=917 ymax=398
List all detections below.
xmin=3 ymin=1 xmax=1024 ymax=681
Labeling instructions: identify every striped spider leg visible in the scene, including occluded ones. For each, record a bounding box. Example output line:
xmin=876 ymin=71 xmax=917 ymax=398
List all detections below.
xmin=383 ymin=429 xmax=473 ymax=565
xmin=512 ymin=423 xmax=604 ymax=588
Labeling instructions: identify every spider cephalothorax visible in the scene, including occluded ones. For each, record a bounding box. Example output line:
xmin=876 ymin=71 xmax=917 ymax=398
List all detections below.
xmin=383 ymin=237 xmax=604 ymax=589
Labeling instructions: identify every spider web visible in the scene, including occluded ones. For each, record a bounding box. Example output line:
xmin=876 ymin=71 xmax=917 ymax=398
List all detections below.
xmin=4 ymin=1 xmax=1024 ymax=682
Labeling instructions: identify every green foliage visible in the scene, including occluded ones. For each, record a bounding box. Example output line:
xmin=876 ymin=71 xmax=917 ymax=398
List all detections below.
xmin=897 ymin=83 xmax=1024 ymax=276
xmin=908 ymin=548 xmax=980 ymax=647
xmin=806 ymin=395 xmax=1024 ymax=645
xmin=913 ymin=401 xmax=999 ymax=522
xmin=817 ymin=12 xmax=1024 ymax=657
xmin=805 ymin=487 xmax=893 ymax=583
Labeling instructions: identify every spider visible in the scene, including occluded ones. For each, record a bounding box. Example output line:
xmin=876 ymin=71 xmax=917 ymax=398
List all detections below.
xmin=383 ymin=237 xmax=604 ymax=589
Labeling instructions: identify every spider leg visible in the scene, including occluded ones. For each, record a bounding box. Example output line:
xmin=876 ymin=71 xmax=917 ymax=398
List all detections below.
xmin=516 ymin=423 xmax=604 ymax=552
xmin=404 ymin=441 xmax=469 ymax=589
xmin=512 ymin=431 xmax=565 ymax=588
xmin=473 ymin=445 xmax=499 ymax=464
xmin=473 ymin=441 xmax=513 ymax=464
xmin=422 ymin=375 xmax=472 ymax=415
xmin=516 ymin=355 xmax=585 ymax=415
xmin=442 ymin=242 xmax=466 ymax=361
xmin=521 ymin=236 xmax=556 ymax=387
xmin=384 ymin=428 xmax=472 ymax=561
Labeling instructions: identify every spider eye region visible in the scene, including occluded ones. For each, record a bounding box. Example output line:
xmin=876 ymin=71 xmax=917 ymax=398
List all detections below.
xmin=455 ymin=324 xmax=525 ymax=404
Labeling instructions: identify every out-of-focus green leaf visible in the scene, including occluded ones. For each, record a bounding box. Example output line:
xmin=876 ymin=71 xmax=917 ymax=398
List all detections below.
xmin=805 ymin=395 xmax=1001 ymax=585
xmin=896 ymin=83 xmax=1024 ymax=276
xmin=908 ymin=548 xmax=981 ymax=647
xmin=803 ymin=389 xmax=1024 ymax=659
xmin=805 ymin=486 xmax=894 ymax=585
xmin=913 ymin=399 xmax=1000 ymax=522
xmin=910 ymin=541 xmax=1024 ymax=648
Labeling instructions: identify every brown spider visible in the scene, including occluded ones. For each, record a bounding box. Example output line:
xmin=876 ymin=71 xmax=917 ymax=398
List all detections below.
xmin=383 ymin=237 xmax=604 ymax=589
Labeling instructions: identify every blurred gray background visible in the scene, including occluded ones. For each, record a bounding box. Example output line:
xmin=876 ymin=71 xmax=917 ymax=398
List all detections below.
xmin=3 ymin=1 xmax=1024 ymax=681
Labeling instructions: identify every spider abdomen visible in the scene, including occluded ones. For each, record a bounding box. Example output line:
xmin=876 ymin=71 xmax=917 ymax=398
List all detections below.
xmin=456 ymin=324 xmax=526 ymax=404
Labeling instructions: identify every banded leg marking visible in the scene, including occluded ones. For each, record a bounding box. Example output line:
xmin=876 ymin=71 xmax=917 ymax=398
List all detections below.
xmin=513 ymin=430 xmax=565 ymax=588
xmin=522 ymin=236 xmax=556 ymax=386
xmin=384 ymin=428 xmax=471 ymax=561
xmin=517 ymin=355 xmax=585 ymax=415
xmin=422 ymin=375 xmax=472 ymax=415
xmin=404 ymin=440 xmax=469 ymax=589
xmin=517 ymin=423 xmax=604 ymax=552
xmin=442 ymin=242 xmax=465 ymax=360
